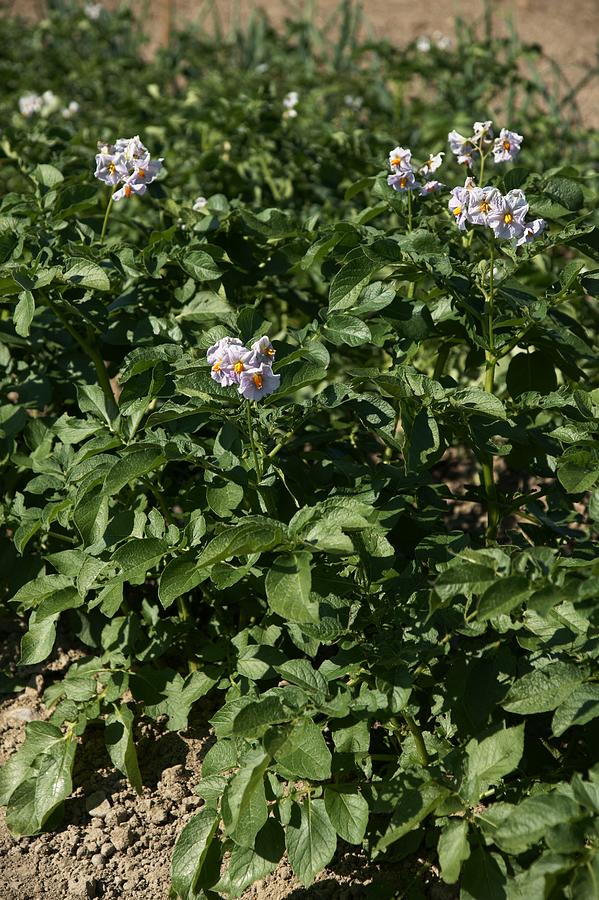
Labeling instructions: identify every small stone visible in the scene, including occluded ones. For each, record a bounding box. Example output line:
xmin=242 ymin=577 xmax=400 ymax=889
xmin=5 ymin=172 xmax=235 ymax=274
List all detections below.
xmin=114 ymin=809 xmax=129 ymax=824
xmin=86 ymin=791 xmax=111 ymax=818
xmin=6 ymin=707 xmax=38 ymax=722
xmin=91 ymin=853 xmax=105 ymax=868
xmin=149 ymin=805 xmax=168 ymax=825
xmin=100 ymin=842 xmax=115 ymax=858
xmin=111 ymin=825 xmax=135 ymax=852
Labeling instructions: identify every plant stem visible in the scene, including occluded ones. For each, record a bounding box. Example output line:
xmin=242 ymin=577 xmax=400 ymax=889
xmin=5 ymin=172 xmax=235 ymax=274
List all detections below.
xmin=433 ymin=342 xmax=450 ymax=380
xmin=481 ymin=238 xmax=499 ymax=541
xmin=400 ymin=713 xmax=430 ymax=766
xmin=100 ymin=187 xmax=116 ymax=245
xmin=246 ymin=401 xmax=262 ymax=480
xmin=46 ymin=296 xmax=116 ymax=408
xmin=406 ymin=189 xmax=413 ymax=232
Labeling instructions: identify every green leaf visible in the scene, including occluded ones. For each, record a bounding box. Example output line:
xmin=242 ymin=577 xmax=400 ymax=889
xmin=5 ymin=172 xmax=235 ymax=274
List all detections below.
xmin=222 ymin=748 xmax=270 ymax=848
xmin=0 ymin=722 xmax=65 ymax=806
xmin=63 ymin=257 xmax=110 ymax=291
xmin=460 ymin=847 xmax=507 ymax=900
xmin=557 ymin=450 xmax=599 ymax=493
xmin=215 ymin=818 xmax=285 ymax=898
xmin=196 ymin=517 xmax=287 ymax=570
xmin=5 ymin=733 xmax=77 ymax=836
xmin=77 ymin=383 xmax=118 ymax=426
xmin=376 ymin=779 xmax=449 ymax=851
xmin=73 ymin=493 xmax=109 ymax=545
xmin=14 ymin=291 xmax=35 ymax=337
xmin=159 ymin=557 xmax=205 ymax=608
xmin=285 ymin=797 xmax=337 ymax=887
xmin=502 ymin=662 xmax=585 ymax=715
xmin=232 ymin=695 xmax=289 ymax=738
xmin=180 ymin=250 xmax=223 ymax=282
xmin=551 ymin=683 xmax=599 ymax=736
xmin=19 ymin=616 xmax=58 ymax=666
xmin=274 ymin=659 xmax=328 ymax=697
xmin=543 ymin=176 xmax=584 ymax=211
xmin=111 ymin=538 xmax=168 ymax=581
xmin=328 ymin=250 xmax=378 ymax=311
xmin=104 ymin=449 xmax=166 ymax=496
xmin=323 ymin=314 xmax=371 ymax=347
xmin=131 ymin=668 xmax=216 ymax=732
xmin=437 ymin=819 xmax=470 ymax=884
xmin=274 ymin=719 xmax=332 ymax=781
xmin=105 ymin=704 xmax=142 ymax=794
xmin=462 ymin=726 xmax=524 ymax=803
xmin=171 ymin=807 xmax=219 ymax=900
xmin=324 ymin=786 xmax=369 ymax=844
xmin=494 ymin=792 xmax=579 ymax=854
xmin=265 ymin=551 xmax=318 ymax=624
xmin=506 ymin=352 xmax=557 ymax=399
xmin=477 ymin=575 xmax=531 ymax=621
xmin=32 ymin=164 xmax=64 ymax=188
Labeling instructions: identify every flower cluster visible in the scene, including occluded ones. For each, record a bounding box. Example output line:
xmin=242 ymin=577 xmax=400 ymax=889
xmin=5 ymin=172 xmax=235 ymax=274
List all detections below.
xmin=387 ymin=146 xmax=444 ymax=197
xmin=207 ymin=336 xmax=280 ymax=401
xmin=84 ymin=3 xmax=103 ymax=19
xmin=19 ymin=91 xmax=79 ymax=119
xmin=94 ymin=136 xmax=163 ymax=202
xmin=448 ymin=179 xmax=545 ymax=246
xmin=283 ymin=92 xmax=299 ymax=119
xmin=448 ymin=120 xmax=523 ymax=167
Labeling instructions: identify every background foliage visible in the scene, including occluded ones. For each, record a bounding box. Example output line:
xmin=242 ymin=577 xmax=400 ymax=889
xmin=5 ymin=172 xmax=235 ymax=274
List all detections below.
xmin=0 ymin=1 xmax=598 ymax=897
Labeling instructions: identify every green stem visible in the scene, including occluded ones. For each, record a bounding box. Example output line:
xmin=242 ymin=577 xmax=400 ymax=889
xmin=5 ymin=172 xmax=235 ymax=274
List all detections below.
xmin=99 ymin=187 xmax=116 ymax=245
xmin=400 ymin=714 xmax=430 ymax=766
xmin=406 ymin=189 xmax=413 ymax=232
xmin=481 ymin=238 xmax=499 ymax=542
xmin=433 ymin=343 xmax=450 ymax=381
xmin=246 ymin=401 xmax=262 ymax=480
xmin=46 ymin=296 xmax=116 ymax=408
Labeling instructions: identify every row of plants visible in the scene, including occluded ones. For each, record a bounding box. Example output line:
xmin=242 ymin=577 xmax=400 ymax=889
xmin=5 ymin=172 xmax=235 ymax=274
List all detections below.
xmin=0 ymin=2 xmax=598 ymax=898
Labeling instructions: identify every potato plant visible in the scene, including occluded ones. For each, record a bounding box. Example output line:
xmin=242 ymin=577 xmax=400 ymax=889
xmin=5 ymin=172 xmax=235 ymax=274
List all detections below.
xmin=1 ymin=2 xmax=598 ymax=898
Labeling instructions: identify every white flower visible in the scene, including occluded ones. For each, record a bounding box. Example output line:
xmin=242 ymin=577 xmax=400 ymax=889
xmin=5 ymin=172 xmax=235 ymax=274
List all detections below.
xmin=207 ymin=336 xmax=243 ymax=366
xmin=19 ymin=93 xmax=43 ymax=117
xmin=433 ymin=31 xmax=453 ymax=50
xmin=84 ymin=2 xmax=103 ymax=19
xmin=419 ymin=152 xmax=444 ymax=175
xmin=466 ymin=186 xmax=501 ymax=226
xmin=448 ymin=130 xmax=476 ymax=166
xmin=238 ymin=363 xmax=280 ymax=401
xmin=492 ymin=128 xmax=523 ymax=163
xmin=113 ymin=178 xmax=147 ymax=202
xmin=344 ymin=94 xmax=363 ymax=111
xmin=448 ymin=185 xmax=470 ymax=230
xmin=389 ymin=146 xmax=412 ymax=172
xmin=472 ymin=120 xmax=494 ymax=143
xmin=419 ymin=180 xmax=444 ymax=196
xmin=62 ymin=101 xmax=80 ymax=119
xmin=388 ymin=170 xmax=417 ymax=193
xmin=516 ymin=218 xmax=546 ymax=247
xmin=193 ymin=196 xmax=208 ymax=212
xmin=487 ymin=189 xmax=529 ymax=240
xmin=416 ymin=35 xmax=431 ymax=52
xmin=250 ymin=335 xmax=276 ymax=361
xmin=94 ymin=152 xmax=128 ymax=186
xmin=283 ymin=92 xmax=299 ymax=117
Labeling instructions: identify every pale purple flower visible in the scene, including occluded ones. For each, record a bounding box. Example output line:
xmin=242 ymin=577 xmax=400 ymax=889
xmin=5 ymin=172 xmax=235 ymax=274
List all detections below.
xmin=115 ymin=135 xmax=149 ymax=163
xmin=94 ymin=152 xmax=128 ymax=186
xmin=467 ymin=186 xmax=501 ymax=226
xmin=388 ymin=170 xmax=417 ymax=193
xmin=112 ymin=178 xmax=147 ymax=202
xmin=389 ymin=146 xmax=412 ymax=172
xmin=448 ymin=130 xmax=476 ymax=166
xmin=472 ymin=120 xmax=494 ymax=143
xmin=206 ymin=336 xmax=243 ymax=366
xmin=238 ymin=363 xmax=280 ymax=401
xmin=251 ymin=336 xmax=276 ymax=362
xmin=130 ymin=156 xmax=163 ymax=185
xmin=487 ymin=189 xmax=528 ymax=240
xmin=516 ymin=218 xmax=546 ymax=247
xmin=492 ymin=128 xmax=523 ymax=163
xmin=419 ymin=152 xmax=444 ymax=176
xmin=193 ymin=196 xmax=208 ymax=212
xmin=419 ymin=180 xmax=444 ymax=196
xmin=448 ymin=186 xmax=470 ymax=230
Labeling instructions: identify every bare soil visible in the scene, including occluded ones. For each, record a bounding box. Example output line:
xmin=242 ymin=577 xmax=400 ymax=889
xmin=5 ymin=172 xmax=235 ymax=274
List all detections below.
xmin=0 ymin=632 xmax=453 ymax=900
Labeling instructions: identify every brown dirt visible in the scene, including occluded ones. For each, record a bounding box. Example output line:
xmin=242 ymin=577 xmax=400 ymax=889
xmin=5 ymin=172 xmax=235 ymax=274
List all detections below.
xmin=0 ymin=633 xmax=453 ymax=900
xmin=7 ymin=0 xmax=599 ymax=126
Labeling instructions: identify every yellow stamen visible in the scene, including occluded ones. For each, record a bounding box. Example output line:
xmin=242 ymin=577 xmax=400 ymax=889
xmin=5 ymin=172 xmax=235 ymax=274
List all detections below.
xmin=504 ymin=212 xmax=513 ymax=224
xmin=399 ymin=176 xmax=408 ymax=189
xmin=391 ymin=157 xmax=402 ymax=167
xmin=453 ymin=205 xmax=462 ymax=217
xmin=124 ymin=184 xmax=132 ymax=198
xmin=502 ymin=140 xmax=511 ymax=151
xmin=138 ymin=168 xmax=145 ymax=178
xmin=252 ymin=374 xmax=263 ymax=390
xmin=233 ymin=361 xmax=244 ymax=374
xmin=479 ymin=200 xmax=491 ymax=214
xmin=212 ymin=360 xmax=221 ymax=372
xmin=108 ymin=162 xmax=116 ymax=175
xmin=265 ymin=347 xmax=275 ymax=356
